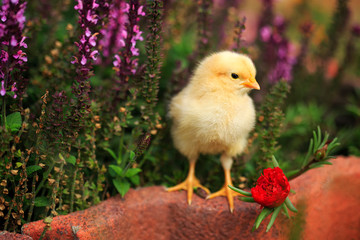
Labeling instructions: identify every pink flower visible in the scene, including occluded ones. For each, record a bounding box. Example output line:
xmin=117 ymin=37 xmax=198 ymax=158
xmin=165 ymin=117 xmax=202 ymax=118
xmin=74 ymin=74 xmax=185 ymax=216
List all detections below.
xmin=19 ymin=36 xmax=27 ymax=48
xmin=88 ymin=33 xmax=97 ymax=47
xmin=138 ymin=6 xmax=145 ymax=16
xmin=13 ymin=50 xmax=27 ymax=62
xmin=113 ymin=54 xmax=121 ymax=67
xmin=90 ymin=50 xmax=98 ymax=60
xmin=74 ymin=0 xmax=83 ymax=10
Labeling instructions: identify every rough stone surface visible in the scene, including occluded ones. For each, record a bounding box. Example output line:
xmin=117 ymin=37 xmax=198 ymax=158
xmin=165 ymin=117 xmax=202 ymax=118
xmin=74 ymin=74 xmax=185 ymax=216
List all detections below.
xmin=0 ymin=231 xmax=33 ymax=240
xmin=22 ymin=156 xmax=360 ymax=240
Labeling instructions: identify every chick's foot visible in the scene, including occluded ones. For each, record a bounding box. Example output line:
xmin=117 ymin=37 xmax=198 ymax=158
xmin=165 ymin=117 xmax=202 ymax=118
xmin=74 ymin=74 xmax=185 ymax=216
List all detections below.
xmin=167 ymin=161 xmax=210 ymax=205
xmin=206 ymin=169 xmax=242 ymax=213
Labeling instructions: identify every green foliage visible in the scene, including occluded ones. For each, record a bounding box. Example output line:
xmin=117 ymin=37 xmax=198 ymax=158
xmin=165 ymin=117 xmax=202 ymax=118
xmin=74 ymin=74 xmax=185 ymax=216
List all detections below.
xmin=286 ymin=127 xmax=340 ymax=180
xmin=6 ymin=112 xmax=22 ymax=133
xmin=107 ymin=150 xmax=142 ymax=197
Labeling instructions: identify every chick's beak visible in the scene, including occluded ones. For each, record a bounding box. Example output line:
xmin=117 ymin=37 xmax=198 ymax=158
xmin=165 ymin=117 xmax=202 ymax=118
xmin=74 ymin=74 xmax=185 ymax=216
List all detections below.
xmin=241 ymin=77 xmax=260 ymax=90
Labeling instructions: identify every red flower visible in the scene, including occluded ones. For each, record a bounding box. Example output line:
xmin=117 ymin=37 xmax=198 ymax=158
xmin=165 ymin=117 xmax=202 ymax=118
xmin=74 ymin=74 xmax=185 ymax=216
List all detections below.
xmin=251 ymin=167 xmax=290 ymax=208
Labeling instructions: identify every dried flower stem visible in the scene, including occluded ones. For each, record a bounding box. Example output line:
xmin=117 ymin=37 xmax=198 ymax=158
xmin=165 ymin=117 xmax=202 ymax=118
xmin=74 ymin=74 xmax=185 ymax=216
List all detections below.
xmin=232 ymin=17 xmax=247 ymax=53
xmin=256 ymin=80 xmax=290 ymax=168
xmin=196 ymin=0 xmax=212 ymax=58
xmin=70 ymin=144 xmax=81 ymax=212
xmin=27 ymin=154 xmax=39 ymax=222
xmin=142 ymin=0 xmax=163 ymax=129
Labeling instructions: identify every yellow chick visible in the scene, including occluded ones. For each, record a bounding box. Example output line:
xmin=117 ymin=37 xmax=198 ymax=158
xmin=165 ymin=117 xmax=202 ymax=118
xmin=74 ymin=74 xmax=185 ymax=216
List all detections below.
xmin=167 ymin=51 xmax=260 ymax=212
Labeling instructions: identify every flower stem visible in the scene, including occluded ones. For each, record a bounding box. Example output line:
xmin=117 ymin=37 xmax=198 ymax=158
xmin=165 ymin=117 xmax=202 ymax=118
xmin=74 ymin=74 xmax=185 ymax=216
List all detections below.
xmin=1 ymin=96 xmax=6 ymax=127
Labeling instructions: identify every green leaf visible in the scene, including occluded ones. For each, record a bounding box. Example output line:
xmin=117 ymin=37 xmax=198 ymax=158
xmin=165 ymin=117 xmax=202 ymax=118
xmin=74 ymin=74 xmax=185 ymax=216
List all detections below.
xmin=319 ymin=132 xmax=329 ymax=149
xmin=317 ymin=126 xmax=322 ymax=149
xmin=309 ymin=162 xmax=327 ymax=169
xmin=272 ymin=155 xmax=280 ymax=168
xmin=65 ymin=155 xmax=76 ymax=166
xmin=15 ymin=150 xmax=22 ymax=158
xmin=26 ymin=165 xmax=42 ymax=176
xmin=228 ymin=185 xmax=252 ymax=197
xmin=312 ymin=130 xmax=318 ymax=152
xmin=320 ymin=161 xmax=332 ymax=165
xmin=130 ymin=151 xmax=136 ymax=161
xmin=15 ymin=162 xmax=23 ymax=168
xmin=35 ymin=196 xmax=49 ymax=207
xmin=302 ymin=138 xmax=313 ymax=167
xmin=6 ymin=112 xmax=22 ymax=132
xmin=125 ymin=168 xmax=141 ymax=178
xmin=239 ymin=197 xmax=255 ymax=202
xmin=266 ymin=205 xmax=283 ymax=232
xmin=284 ymin=197 xmax=297 ymax=213
xmin=130 ymin=174 xmax=140 ymax=185
xmin=113 ymin=178 xmax=130 ymax=197
xmin=253 ymin=208 xmax=273 ymax=231
xmin=108 ymin=165 xmax=123 ymax=177
xmin=105 ymin=148 xmax=118 ymax=161
xmin=282 ymin=203 xmax=290 ymax=219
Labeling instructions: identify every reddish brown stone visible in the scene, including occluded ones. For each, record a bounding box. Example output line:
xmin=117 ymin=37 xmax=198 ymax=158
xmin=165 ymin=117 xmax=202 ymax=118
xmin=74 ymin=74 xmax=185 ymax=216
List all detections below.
xmin=22 ymin=156 xmax=360 ymax=240
xmin=0 ymin=231 xmax=32 ymax=240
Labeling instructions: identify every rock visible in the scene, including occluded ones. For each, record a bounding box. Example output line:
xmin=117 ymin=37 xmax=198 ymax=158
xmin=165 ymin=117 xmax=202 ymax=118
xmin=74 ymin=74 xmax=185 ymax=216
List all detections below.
xmin=0 ymin=231 xmax=32 ymax=240
xmin=22 ymin=156 xmax=360 ymax=240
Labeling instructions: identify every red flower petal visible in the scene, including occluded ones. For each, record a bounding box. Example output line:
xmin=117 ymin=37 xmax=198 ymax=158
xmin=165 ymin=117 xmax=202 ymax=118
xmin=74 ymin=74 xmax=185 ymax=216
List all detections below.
xmin=251 ymin=167 xmax=290 ymax=208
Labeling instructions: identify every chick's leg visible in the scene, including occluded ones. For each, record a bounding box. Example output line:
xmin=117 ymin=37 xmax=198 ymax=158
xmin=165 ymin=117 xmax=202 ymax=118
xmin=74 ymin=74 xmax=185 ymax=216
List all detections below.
xmin=206 ymin=154 xmax=242 ymax=213
xmin=167 ymin=160 xmax=210 ymax=205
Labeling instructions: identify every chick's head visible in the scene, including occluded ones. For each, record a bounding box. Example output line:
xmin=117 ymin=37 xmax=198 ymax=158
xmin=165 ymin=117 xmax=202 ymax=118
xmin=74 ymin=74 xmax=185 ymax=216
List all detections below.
xmin=193 ymin=51 xmax=260 ymax=94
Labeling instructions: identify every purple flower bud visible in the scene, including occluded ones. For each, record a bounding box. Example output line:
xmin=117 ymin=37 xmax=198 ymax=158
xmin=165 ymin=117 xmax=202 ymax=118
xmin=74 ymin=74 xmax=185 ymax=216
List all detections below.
xmin=71 ymin=56 xmax=78 ymax=64
xmin=1 ymin=50 xmax=8 ymax=62
xmin=352 ymin=24 xmax=360 ymax=37
xmin=113 ymin=54 xmax=121 ymax=67
xmin=10 ymin=35 xmax=18 ymax=46
xmin=80 ymin=55 xmax=87 ymax=65
xmin=260 ymin=26 xmax=272 ymax=42
xmin=0 ymin=80 xmax=5 ymax=96
xmin=85 ymin=27 xmax=91 ymax=37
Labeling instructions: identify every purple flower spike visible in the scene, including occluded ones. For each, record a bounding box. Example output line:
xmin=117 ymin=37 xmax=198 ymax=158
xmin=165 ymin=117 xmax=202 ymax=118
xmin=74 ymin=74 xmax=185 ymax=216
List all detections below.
xmin=0 ymin=0 xmax=28 ymax=99
xmin=70 ymin=0 xmax=103 ymax=127
xmin=113 ymin=0 xmax=145 ymax=79
xmin=99 ymin=0 xmax=129 ymax=59
xmin=260 ymin=16 xmax=296 ymax=83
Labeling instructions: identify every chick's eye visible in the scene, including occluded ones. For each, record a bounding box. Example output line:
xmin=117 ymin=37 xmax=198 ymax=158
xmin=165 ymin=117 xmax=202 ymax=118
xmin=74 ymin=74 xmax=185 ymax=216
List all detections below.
xmin=231 ymin=73 xmax=239 ymax=79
